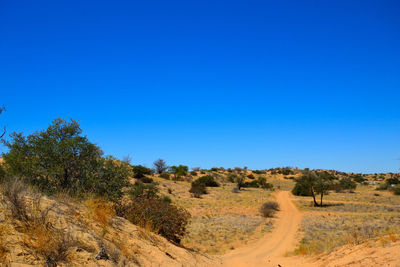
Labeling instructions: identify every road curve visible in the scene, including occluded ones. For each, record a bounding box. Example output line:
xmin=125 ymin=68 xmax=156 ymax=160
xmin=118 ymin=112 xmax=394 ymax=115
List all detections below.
xmin=222 ymin=191 xmax=311 ymax=267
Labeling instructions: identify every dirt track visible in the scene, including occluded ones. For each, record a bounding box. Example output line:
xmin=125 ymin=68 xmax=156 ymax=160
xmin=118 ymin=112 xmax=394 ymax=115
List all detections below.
xmin=222 ymin=191 xmax=312 ymax=267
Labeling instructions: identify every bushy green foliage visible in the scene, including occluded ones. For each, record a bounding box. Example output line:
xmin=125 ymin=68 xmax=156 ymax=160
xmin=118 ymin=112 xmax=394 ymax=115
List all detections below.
xmin=1 ymin=118 xmax=130 ymax=201
xmin=292 ymin=181 xmax=313 ymax=196
xmin=0 ymin=164 xmax=6 ymax=183
xmin=192 ymin=175 xmax=219 ymax=187
xmin=292 ymin=169 xmax=335 ymax=206
xmin=351 ymin=174 xmax=366 ymax=183
xmin=257 ymin=176 xmax=274 ymax=190
xmin=189 ymin=183 xmax=207 ymax=197
xmin=90 ymin=156 xmax=131 ymax=202
xmin=338 ymin=177 xmax=357 ymax=190
xmin=386 ymin=177 xmax=400 ymax=185
xmin=242 ymin=180 xmax=259 ymax=188
xmin=247 ymin=174 xmax=255 ymax=179
xmin=235 ymin=174 xmax=246 ymax=190
xmin=159 ymin=172 xmax=170 ymax=179
xmin=169 ymin=165 xmax=188 ymax=179
xmin=2 ymin=119 xmax=103 ymax=195
xmin=132 ymin=165 xmax=153 ymax=179
xmin=128 ymin=182 xmax=159 ymax=199
xmin=393 ymin=185 xmax=400 ymax=195
xmin=227 ymin=174 xmax=237 ymax=183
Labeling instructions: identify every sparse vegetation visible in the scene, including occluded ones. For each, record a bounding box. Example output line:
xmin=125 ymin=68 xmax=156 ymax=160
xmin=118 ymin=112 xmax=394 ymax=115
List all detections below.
xmin=259 ymin=201 xmax=280 ymax=218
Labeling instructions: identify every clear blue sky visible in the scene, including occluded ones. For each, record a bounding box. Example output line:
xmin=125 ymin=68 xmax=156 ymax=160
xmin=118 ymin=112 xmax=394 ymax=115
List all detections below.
xmin=1 ymin=0 xmax=399 ymax=173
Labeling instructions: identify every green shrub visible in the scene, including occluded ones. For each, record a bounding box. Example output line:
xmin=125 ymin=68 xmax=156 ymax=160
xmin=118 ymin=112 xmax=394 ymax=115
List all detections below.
xmin=189 ymin=183 xmax=207 ymax=197
xmin=169 ymin=165 xmax=188 ymax=179
xmin=161 ymin=196 xmax=172 ymax=203
xmin=386 ymin=177 xmax=400 ymax=185
xmin=242 ymin=180 xmax=259 ymax=188
xmin=352 ymin=174 xmax=365 ymax=183
xmin=140 ymin=176 xmax=154 ymax=183
xmin=128 ymin=182 xmax=159 ymax=199
xmin=132 ymin=165 xmax=153 ymax=179
xmin=393 ymin=187 xmax=400 ymax=195
xmin=192 ymin=175 xmax=219 ymax=187
xmin=90 ymin=156 xmax=131 ymax=202
xmin=1 ymin=118 xmax=129 ymax=200
xmin=0 ymin=164 xmax=6 ymax=183
xmin=292 ymin=181 xmax=312 ymax=196
xmin=338 ymin=177 xmax=357 ymax=190
xmin=227 ymin=174 xmax=237 ymax=183
xmin=159 ymin=173 xmax=170 ymax=179
xmin=376 ymin=183 xmax=389 ymax=190
xmin=247 ymin=174 xmax=255 ymax=179
xmin=258 ymin=177 xmax=274 ymax=190
xmin=190 ymin=171 xmax=198 ymax=176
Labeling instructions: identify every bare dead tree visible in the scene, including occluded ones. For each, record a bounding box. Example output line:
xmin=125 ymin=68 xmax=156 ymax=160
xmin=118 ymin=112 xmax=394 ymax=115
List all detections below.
xmin=0 ymin=105 xmax=5 ymax=138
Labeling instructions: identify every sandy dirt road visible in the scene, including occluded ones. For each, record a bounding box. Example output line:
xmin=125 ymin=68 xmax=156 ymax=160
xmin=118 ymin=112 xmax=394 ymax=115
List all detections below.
xmin=222 ymin=191 xmax=314 ymax=267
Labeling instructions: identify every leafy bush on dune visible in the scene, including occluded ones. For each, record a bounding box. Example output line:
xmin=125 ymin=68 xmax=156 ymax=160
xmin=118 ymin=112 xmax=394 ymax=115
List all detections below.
xmin=292 ymin=182 xmax=313 ymax=196
xmin=192 ymin=175 xmax=220 ymax=187
xmin=132 ymin=165 xmax=153 ymax=179
xmin=159 ymin=172 xmax=171 ymax=179
xmin=1 ymin=118 xmax=131 ymax=201
xmin=189 ymin=183 xmax=208 ymax=197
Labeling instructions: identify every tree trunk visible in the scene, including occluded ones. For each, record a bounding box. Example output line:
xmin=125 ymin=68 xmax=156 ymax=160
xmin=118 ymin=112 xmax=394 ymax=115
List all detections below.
xmin=320 ymin=192 xmax=324 ymax=207
xmin=311 ymin=188 xmax=320 ymax=207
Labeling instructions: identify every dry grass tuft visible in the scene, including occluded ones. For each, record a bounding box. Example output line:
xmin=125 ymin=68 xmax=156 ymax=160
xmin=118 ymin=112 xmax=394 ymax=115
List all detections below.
xmin=85 ymin=197 xmax=115 ymax=233
xmin=1 ymin=179 xmax=29 ymax=221
xmin=0 ymin=223 xmax=11 ymax=264
xmin=1 ymin=180 xmax=76 ymax=265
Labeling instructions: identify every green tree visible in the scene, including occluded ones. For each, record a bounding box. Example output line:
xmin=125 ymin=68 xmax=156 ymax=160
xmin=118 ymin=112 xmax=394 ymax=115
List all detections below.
xmin=2 ymin=118 xmax=129 ymax=200
xmin=292 ymin=169 xmax=335 ymax=207
xmin=169 ymin=165 xmax=188 ymax=179
xmin=235 ymin=174 xmax=245 ymax=190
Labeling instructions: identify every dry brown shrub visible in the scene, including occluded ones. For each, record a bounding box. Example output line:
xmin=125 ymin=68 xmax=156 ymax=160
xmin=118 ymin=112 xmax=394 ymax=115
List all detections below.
xmin=116 ymin=197 xmax=190 ymax=244
xmin=259 ymin=201 xmax=280 ymax=218
xmin=1 ymin=179 xmax=29 ymax=221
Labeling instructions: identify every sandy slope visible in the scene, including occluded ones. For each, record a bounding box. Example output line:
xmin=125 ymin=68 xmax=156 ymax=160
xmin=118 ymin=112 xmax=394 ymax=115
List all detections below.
xmin=222 ymin=191 xmax=314 ymax=267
